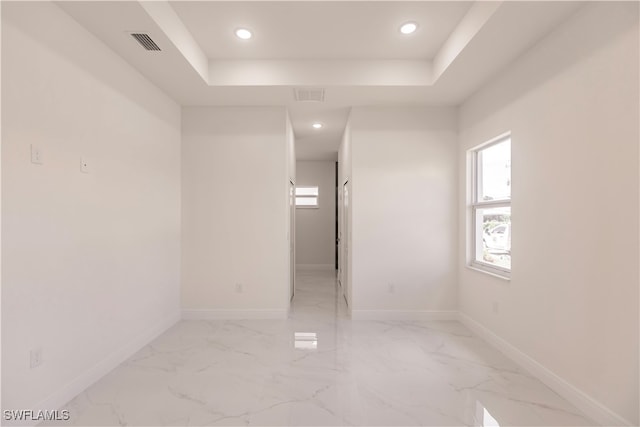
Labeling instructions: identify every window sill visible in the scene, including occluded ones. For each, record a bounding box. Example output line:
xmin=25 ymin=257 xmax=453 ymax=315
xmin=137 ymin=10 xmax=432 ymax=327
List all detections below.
xmin=467 ymin=264 xmax=511 ymax=281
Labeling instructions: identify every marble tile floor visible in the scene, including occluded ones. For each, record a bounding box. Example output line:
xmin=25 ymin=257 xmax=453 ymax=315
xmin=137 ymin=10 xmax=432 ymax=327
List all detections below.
xmin=46 ymin=270 xmax=595 ymax=426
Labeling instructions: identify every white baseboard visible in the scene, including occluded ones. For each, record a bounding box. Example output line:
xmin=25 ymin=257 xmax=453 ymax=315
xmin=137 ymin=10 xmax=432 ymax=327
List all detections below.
xmin=296 ymin=264 xmax=335 ymax=271
xmin=351 ymin=310 xmax=459 ymax=321
xmin=458 ymin=312 xmax=633 ymax=426
xmin=182 ymin=309 xmax=288 ymax=320
xmin=21 ymin=310 xmax=181 ymax=427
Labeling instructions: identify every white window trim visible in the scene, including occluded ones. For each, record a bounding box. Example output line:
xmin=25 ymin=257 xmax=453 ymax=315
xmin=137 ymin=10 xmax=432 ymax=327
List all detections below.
xmin=469 ymin=132 xmax=511 ymax=279
xmin=295 ymin=186 xmax=319 ymax=209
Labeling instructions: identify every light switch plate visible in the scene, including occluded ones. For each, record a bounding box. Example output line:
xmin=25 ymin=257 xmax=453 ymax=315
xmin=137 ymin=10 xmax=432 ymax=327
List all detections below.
xmin=31 ymin=144 xmax=43 ymax=164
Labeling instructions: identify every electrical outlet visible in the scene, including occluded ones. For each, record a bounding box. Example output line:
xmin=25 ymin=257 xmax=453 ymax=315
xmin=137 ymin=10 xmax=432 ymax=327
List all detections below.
xmin=30 ymin=348 xmax=43 ymax=369
xmin=492 ymin=301 xmax=499 ymax=314
xmin=80 ymin=156 xmax=91 ymax=173
xmin=235 ymin=283 xmax=243 ymax=293
xmin=388 ymin=283 xmax=395 ymax=294
xmin=31 ymin=144 xmax=43 ymax=165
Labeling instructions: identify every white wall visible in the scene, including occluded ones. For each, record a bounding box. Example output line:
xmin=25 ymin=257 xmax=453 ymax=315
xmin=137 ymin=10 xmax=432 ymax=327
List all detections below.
xmin=349 ymin=107 xmax=458 ymax=319
xmin=286 ymin=113 xmax=296 ymax=183
xmin=1 ymin=1 xmax=181 ymax=415
xmin=181 ymin=107 xmax=290 ymax=319
xmin=0 ymin=2 xmax=4 ymax=412
xmin=295 ymin=161 xmax=336 ymax=269
xmin=458 ymin=2 xmax=639 ymax=425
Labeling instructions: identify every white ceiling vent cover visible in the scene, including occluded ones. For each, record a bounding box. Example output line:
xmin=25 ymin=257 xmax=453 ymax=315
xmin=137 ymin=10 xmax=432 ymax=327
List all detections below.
xmin=294 ymin=88 xmax=325 ymax=102
xmin=130 ymin=33 xmax=161 ymax=51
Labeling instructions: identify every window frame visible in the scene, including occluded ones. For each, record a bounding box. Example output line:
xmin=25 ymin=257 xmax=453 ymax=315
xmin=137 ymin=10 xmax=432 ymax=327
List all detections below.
xmin=295 ymin=186 xmax=319 ymax=209
xmin=469 ymin=133 xmax=511 ymax=278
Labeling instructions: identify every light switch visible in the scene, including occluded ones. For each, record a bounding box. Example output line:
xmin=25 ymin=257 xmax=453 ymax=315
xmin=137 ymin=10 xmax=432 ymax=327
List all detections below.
xmin=30 ymin=144 xmax=43 ymax=165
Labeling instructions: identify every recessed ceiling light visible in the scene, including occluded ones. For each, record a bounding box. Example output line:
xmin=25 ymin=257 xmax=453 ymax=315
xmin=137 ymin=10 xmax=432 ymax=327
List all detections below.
xmin=235 ymin=28 xmax=252 ymax=40
xmin=400 ymin=22 xmax=418 ymax=35
xmin=312 ymin=123 xmax=323 ymax=129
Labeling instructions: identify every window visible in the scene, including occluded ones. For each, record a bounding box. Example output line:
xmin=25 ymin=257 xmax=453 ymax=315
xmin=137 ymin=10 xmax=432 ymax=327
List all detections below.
xmin=296 ymin=186 xmax=319 ymax=208
xmin=470 ymin=134 xmax=511 ymax=276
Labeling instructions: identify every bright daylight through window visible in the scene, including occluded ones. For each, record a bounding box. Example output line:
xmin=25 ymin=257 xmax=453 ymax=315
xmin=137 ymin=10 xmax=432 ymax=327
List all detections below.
xmin=471 ymin=135 xmax=511 ymax=275
xmin=295 ymin=186 xmax=319 ymax=208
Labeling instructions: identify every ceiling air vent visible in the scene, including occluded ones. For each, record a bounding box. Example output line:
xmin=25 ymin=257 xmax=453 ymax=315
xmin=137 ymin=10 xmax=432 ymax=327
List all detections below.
xmin=294 ymin=88 xmax=325 ymax=102
xmin=130 ymin=33 xmax=161 ymax=51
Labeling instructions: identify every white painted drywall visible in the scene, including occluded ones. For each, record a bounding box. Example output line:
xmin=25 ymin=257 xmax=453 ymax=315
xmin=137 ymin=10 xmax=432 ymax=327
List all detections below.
xmin=0 ymin=2 xmax=3 ymax=413
xmin=181 ymin=107 xmax=290 ymax=317
xmin=295 ymin=161 xmax=336 ymax=269
xmin=286 ymin=113 xmax=296 ymax=184
xmin=2 ymin=1 xmax=181 ymax=414
xmin=458 ymin=2 xmax=639 ymax=425
xmin=349 ymin=107 xmax=458 ymax=318
xmin=139 ymin=1 xmax=208 ymax=83
xmin=208 ymin=59 xmax=432 ymax=87
xmin=0 ymin=2 xmax=4 ymax=413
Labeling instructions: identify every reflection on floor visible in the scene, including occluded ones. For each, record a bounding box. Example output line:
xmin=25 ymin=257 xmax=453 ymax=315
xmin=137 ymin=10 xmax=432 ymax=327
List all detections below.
xmin=46 ymin=270 xmax=595 ymax=426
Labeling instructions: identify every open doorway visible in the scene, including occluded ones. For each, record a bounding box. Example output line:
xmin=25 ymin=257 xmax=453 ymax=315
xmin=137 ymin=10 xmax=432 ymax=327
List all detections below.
xmin=335 ymin=162 xmax=339 ymax=270
xmin=339 ymin=179 xmax=350 ymax=306
xmin=294 ymin=161 xmax=337 ymax=272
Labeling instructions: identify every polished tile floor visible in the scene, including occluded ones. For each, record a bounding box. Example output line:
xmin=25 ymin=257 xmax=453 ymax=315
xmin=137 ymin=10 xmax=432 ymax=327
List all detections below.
xmin=47 ymin=270 xmax=595 ymax=426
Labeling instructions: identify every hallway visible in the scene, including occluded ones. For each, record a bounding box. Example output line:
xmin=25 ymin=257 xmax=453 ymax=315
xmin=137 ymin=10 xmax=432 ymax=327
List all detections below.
xmin=48 ymin=270 xmax=593 ymax=426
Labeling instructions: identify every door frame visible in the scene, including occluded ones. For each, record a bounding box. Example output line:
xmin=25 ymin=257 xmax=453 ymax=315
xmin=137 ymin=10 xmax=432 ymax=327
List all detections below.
xmin=340 ymin=179 xmax=350 ymax=307
xmin=289 ymin=179 xmax=295 ymax=301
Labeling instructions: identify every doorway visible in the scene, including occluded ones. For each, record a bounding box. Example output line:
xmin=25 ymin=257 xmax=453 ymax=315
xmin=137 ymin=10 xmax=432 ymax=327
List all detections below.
xmin=340 ymin=180 xmax=350 ymax=306
xmin=335 ymin=162 xmax=339 ymax=270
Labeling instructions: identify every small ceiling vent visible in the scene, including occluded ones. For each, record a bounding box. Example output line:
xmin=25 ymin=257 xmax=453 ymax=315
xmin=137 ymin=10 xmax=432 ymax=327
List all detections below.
xmin=294 ymin=88 xmax=325 ymax=102
xmin=130 ymin=33 xmax=161 ymax=51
